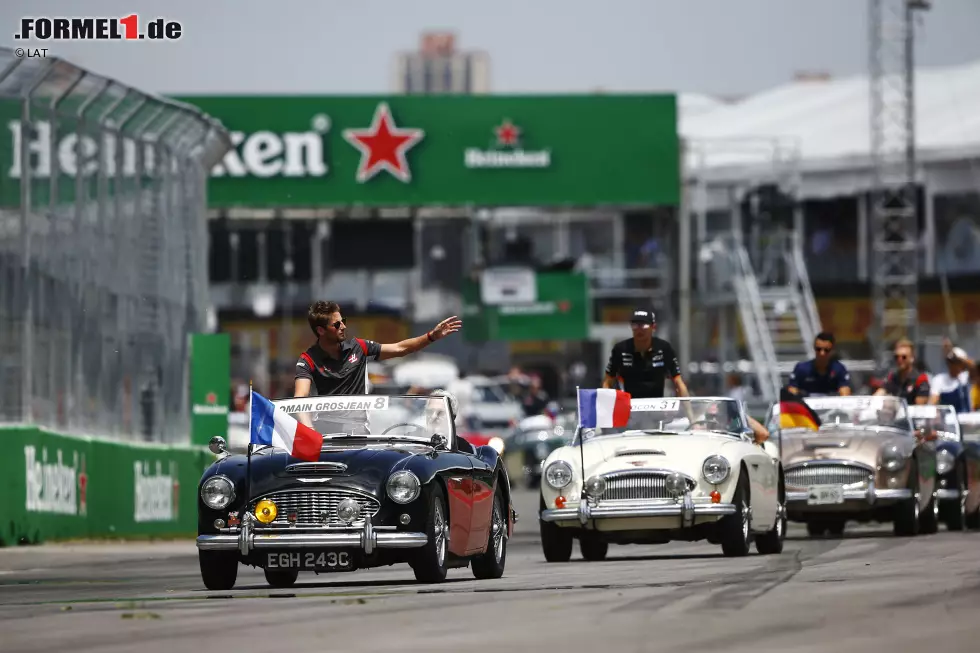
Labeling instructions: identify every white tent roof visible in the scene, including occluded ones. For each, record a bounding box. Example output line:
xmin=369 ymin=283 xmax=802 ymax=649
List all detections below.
xmin=681 ymin=58 xmax=980 ymax=176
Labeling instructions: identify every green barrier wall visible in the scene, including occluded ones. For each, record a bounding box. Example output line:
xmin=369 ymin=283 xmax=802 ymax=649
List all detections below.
xmin=0 ymin=427 xmax=212 ymax=546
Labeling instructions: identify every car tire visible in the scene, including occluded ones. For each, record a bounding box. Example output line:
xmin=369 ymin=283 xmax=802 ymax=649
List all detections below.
xmin=826 ymin=519 xmax=846 ymax=537
xmin=806 ymin=521 xmax=827 ymax=538
xmin=893 ymin=472 xmax=921 ymax=537
xmin=755 ymin=482 xmax=786 ymax=555
xmin=539 ymin=496 xmax=573 ymax=563
xmin=411 ymin=484 xmax=450 ymax=583
xmin=199 ymin=550 xmax=238 ymax=591
xmin=264 ymin=568 xmax=299 ymax=588
xmin=919 ymin=490 xmax=940 ymax=535
xmin=471 ymin=482 xmax=507 ymax=580
xmin=719 ymin=472 xmax=752 ymax=557
xmin=579 ymin=536 xmax=608 ymax=561
xmin=945 ymin=469 xmax=967 ymax=531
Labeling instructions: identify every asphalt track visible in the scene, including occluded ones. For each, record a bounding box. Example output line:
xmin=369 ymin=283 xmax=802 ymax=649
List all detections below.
xmin=2 ymin=489 xmax=979 ymax=653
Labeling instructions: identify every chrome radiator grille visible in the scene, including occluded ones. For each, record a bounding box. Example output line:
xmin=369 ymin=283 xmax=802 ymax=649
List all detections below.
xmin=603 ymin=472 xmax=690 ymax=501
xmin=786 ymin=464 xmax=871 ymax=488
xmin=257 ymin=489 xmax=381 ymax=526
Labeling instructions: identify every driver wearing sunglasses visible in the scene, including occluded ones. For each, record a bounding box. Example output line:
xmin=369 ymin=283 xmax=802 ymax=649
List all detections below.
xmin=786 ymin=332 xmax=852 ymax=397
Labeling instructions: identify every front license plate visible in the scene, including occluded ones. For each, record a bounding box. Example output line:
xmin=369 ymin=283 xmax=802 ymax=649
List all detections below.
xmin=807 ymin=485 xmax=845 ymax=505
xmin=265 ymin=550 xmax=354 ymax=571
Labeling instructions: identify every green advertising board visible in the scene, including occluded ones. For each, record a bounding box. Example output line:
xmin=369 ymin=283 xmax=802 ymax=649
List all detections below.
xmin=190 ymin=333 xmax=231 ymax=447
xmin=462 ymin=272 xmax=590 ymax=342
xmin=1 ymin=426 xmax=211 ymax=545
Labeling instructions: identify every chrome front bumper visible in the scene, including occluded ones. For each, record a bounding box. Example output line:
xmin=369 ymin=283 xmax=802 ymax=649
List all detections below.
xmin=540 ymin=493 xmax=736 ymax=528
xmin=196 ymin=516 xmax=428 ymax=555
xmin=786 ymin=481 xmax=912 ymax=506
xmin=936 ymin=489 xmax=960 ymax=500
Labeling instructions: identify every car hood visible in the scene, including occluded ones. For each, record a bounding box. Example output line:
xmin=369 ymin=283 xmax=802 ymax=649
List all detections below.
xmin=582 ymin=433 xmax=741 ymax=480
xmin=221 ymin=443 xmax=432 ymax=500
xmin=780 ymin=429 xmax=914 ymax=467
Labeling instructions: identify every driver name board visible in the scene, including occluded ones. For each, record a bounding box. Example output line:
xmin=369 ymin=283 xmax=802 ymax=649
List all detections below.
xmin=630 ymin=399 xmax=680 ymax=411
xmin=274 ymin=396 xmax=389 ymax=414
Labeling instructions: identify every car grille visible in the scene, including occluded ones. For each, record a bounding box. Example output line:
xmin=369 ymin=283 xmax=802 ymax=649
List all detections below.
xmin=603 ymin=472 xmax=693 ymax=501
xmin=256 ymin=489 xmax=381 ymax=526
xmin=786 ymin=464 xmax=871 ymax=488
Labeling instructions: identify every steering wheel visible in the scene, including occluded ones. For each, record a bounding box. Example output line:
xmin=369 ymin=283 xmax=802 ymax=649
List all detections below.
xmin=381 ymin=422 xmax=423 ymax=435
xmin=689 ymin=418 xmax=725 ymax=430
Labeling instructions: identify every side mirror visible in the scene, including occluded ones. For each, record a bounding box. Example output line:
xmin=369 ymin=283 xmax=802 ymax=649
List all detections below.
xmin=209 ymin=436 xmax=228 ymax=455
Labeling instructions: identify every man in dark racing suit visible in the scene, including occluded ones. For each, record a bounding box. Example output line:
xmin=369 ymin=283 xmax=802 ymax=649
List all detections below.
xmin=787 ymin=332 xmax=852 ymax=397
xmin=602 ymin=308 xmax=690 ymax=399
xmin=292 ymin=300 xmax=462 ymax=431
xmin=874 ymin=337 xmax=930 ymax=405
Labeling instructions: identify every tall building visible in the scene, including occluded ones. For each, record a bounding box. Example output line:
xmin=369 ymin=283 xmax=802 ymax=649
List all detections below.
xmin=392 ymin=31 xmax=491 ymax=94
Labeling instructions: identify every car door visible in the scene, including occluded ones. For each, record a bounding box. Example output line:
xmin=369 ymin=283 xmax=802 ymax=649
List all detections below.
xmin=467 ymin=452 xmax=496 ymax=555
xmin=439 ymin=438 xmax=474 ymax=558
xmin=741 ymin=440 xmax=778 ymax=529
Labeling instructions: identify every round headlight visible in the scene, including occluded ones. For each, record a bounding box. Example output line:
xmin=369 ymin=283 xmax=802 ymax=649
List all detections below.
xmin=545 ymin=460 xmax=573 ymax=489
xmin=387 ymin=470 xmax=421 ymax=504
xmin=584 ymin=475 xmax=607 ymax=497
xmin=254 ymin=498 xmax=278 ymax=524
xmin=937 ymin=449 xmax=956 ymax=475
xmin=702 ymin=455 xmax=730 ymax=485
xmin=488 ymin=436 xmax=505 ymax=454
xmin=337 ymin=498 xmax=360 ymax=523
xmin=881 ymin=444 xmax=905 ymax=472
xmin=201 ymin=475 xmax=235 ymax=510
xmin=665 ymin=472 xmax=688 ymax=496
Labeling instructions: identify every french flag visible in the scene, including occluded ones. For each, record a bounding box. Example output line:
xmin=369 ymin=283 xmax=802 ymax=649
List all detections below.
xmin=578 ymin=388 xmax=632 ymax=428
xmin=249 ymin=391 xmax=323 ymax=462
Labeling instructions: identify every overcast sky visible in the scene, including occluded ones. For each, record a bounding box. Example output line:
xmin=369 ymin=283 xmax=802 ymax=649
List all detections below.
xmin=4 ymin=0 xmax=980 ymax=98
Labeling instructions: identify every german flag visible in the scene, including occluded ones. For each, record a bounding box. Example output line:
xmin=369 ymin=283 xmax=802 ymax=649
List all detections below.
xmin=778 ymin=388 xmax=822 ymax=431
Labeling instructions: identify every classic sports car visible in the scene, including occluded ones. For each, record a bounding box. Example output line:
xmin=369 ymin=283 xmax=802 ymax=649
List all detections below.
xmin=766 ymin=395 xmax=938 ymax=537
xmin=503 ymin=413 xmax=575 ymax=489
xmin=953 ymin=411 xmax=980 ymax=529
xmin=538 ymin=396 xmax=785 ymax=560
xmin=196 ymin=394 xmax=516 ymax=590
xmin=907 ymin=404 xmax=978 ymax=530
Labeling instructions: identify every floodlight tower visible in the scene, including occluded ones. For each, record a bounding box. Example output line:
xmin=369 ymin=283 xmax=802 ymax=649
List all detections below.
xmin=868 ymin=0 xmax=930 ymax=367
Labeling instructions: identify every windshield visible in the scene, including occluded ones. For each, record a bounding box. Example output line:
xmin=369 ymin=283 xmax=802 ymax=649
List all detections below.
xmin=958 ymin=413 xmax=980 ymax=442
xmin=582 ymin=397 xmax=747 ymax=440
xmin=907 ymin=405 xmax=959 ymax=440
xmin=269 ymin=395 xmax=453 ymax=445
xmin=781 ymin=396 xmax=910 ymax=432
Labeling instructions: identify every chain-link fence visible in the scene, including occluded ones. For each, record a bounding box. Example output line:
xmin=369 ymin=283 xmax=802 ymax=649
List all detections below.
xmin=0 ymin=49 xmax=231 ymax=443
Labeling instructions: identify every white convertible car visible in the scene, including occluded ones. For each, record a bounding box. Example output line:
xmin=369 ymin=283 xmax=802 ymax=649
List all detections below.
xmin=538 ymin=396 xmax=785 ymax=560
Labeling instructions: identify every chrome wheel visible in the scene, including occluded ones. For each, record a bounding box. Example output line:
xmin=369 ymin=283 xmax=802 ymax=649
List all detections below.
xmin=491 ymin=496 xmax=505 ymax=563
xmin=776 ymin=502 xmax=785 ymax=539
xmin=433 ymin=501 xmax=446 ymax=567
xmin=741 ymin=498 xmax=750 ymax=542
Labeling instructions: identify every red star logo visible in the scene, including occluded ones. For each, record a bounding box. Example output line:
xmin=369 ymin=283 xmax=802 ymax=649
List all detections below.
xmin=495 ymin=120 xmax=521 ymax=147
xmin=557 ymin=300 xmax=571 ymax=313
xmin=342 ymin=102 xmax=425 ymax=183
xmin=205 ymin=391 xmax=217 ymax=405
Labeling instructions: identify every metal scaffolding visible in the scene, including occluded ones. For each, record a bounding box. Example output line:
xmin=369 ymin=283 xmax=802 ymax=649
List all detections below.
xmin=0 ymin=49 xmax=232 ymax=441
xmin=868 ymin=0 xmax=930 ymax=364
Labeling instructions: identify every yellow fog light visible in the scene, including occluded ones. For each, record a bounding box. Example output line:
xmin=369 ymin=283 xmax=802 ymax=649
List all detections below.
xmin=255 ymin=499 xmax=278 ymax=524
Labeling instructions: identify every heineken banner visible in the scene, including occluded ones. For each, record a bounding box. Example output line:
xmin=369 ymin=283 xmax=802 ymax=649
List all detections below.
xmin=190 ymin=333 xmax=230 ymax=447
xmin=2 ymin=426 xmax=211 ymax=545
xmin=0 ymin=95 xmax=678 ymax=208
xmin=462 ymin=272 xmax=591 ymax=342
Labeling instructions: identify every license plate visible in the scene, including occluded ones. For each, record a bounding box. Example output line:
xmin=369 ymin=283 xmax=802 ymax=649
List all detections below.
xmin=807 ymin=485 xmax=845 ymax=505
xmin=265 ymin=550 xmax=354 ymax=571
